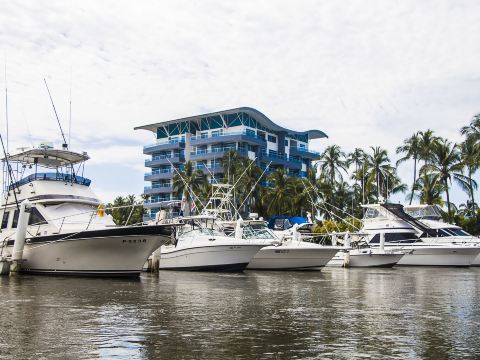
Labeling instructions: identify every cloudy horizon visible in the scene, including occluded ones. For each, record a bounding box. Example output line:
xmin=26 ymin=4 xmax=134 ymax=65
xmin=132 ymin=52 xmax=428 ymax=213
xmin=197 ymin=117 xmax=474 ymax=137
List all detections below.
xmin=1 ymin=0 xmax=479 ymax=207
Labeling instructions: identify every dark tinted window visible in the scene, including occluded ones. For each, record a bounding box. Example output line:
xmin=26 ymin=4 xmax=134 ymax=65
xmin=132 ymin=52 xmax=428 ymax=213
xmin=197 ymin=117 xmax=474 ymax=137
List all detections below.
xmin=11 ymin=210 xmax=19 ymax=228
xmin=28 ymin=207 xmax=47 ymax=225
xmin=1 ymin=211 xmax=9 ymax=229
xmin=370 ymin=232 xmax=418 ymax=243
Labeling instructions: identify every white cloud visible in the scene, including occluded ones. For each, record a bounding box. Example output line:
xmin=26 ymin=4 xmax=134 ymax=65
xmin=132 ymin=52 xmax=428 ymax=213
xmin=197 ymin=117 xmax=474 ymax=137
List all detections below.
xmin=0 ymin=0 xmax=479 ymax=204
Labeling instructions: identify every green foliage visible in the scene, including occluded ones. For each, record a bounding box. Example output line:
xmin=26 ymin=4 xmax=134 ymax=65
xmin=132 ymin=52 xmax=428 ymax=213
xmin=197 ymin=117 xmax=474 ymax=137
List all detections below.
xmin=106 ymin=195 xmax=145 ymax=225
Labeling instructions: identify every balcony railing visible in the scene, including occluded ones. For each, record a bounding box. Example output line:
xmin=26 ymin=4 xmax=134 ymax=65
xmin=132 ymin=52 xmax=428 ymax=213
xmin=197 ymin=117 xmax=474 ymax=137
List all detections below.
xmin=145 ymin=169 xmax=174 ymax=176
xmin=190 ymin=130 xmax=265 ymax=142
xmin=260 ymin=152 xmax=302 ymax=163
xmin=190 ymin=148 xmax=246 ymax=156
xmin=291 ymin=147 xmax=320 ymax=155
xmin=144 ymin=138 xmax=185 ymax=150
xmin=144 ymin=183 xmax=172 ymax=191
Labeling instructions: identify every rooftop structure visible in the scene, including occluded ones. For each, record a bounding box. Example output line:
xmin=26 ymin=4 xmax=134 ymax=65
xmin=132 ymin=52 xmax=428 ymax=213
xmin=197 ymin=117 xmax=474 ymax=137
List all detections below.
xmin=135 ymin=107 xmax=327 ymax=220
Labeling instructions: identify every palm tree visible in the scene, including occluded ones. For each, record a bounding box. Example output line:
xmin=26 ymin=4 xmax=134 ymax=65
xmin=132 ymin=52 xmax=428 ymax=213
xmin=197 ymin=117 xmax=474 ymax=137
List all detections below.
xmin=236 ymin=157 xmax=264 ymax=214
xmin=318 ymin=145 xmax=348 ymax=185
xmin=365 ymin=146 xmax=396 ymax=201
xmin=172 ymin=160 xmax=207 ymax=216
xmin=413 ymin=173 xmax=445 ymax=205
xmin=262 ymin=168 xmax=296 ymax=216
xmin=461 ymin=113 xmax=480 ymax=142
xmin=459 ymin=138 xmax=480 ymax=214
xmin=421 ymin=139 xmax=468 ymax=221
xmin=396 ymin=132 xmax=421 ymax=204
xmin=221 ymin=150 xmax=243 ymax=184
xmin=418 ymin=129 xmax=439 ymax=165
xmin=347 ymin=148 xmax=365 ymax=208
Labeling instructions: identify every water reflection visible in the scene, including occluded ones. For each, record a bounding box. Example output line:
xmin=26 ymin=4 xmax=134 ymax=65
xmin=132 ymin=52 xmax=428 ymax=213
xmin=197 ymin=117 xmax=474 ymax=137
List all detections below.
xmin=0 ymin=268 xmax=479 ymax=359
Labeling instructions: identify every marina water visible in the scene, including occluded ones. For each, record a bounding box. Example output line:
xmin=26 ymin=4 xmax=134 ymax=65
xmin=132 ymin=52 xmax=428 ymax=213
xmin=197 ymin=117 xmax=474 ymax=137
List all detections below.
xmin=1 ymin=268 xmax=479 ymax=359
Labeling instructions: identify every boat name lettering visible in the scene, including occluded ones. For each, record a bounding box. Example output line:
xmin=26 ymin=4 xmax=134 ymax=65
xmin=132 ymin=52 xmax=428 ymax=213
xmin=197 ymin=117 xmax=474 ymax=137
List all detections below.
xmin=122 ymin=239 xmax=147 ymax=244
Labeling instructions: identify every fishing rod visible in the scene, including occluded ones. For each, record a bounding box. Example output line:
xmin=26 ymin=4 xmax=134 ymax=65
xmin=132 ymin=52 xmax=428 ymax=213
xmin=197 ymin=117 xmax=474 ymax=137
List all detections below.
xmin=0 ymin=132 xmax=19 ymax=210
xmin=44 ymin=78 xmax=68 ymax=149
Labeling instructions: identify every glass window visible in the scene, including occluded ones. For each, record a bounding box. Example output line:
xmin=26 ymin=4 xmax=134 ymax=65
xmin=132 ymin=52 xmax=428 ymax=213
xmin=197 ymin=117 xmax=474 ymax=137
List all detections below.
xmin=200 ymin=132 xmax=208 ymax=139
xmin=267 ymin=135 xmax=277 ymax=143
xmin=211 ymin=130 xmax=223 ymax=137
xmin=1 ymin=211 xmax=9 ymax=229
xmin=12 ymin=210 xmax=19 ymax=228
xmin=284 ymin=140 xmax=288 ymax=146
xmin=28 ymin=207 xmax=48 ymax=226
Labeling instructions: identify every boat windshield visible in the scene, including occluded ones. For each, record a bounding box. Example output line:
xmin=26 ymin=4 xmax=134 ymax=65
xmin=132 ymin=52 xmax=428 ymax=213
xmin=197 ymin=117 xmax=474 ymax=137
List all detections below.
xmin=180 ymin=227 xmax=224 ymax=237
xmin=243 ymin=224 xmax=277 ymax=240
xmin=405 ymin=205 xmax=442 ymax=221
xmin=363 ymin=207 xmax=389 ymax=220
xmin=438 ymin=227 xmax=471 ymax=237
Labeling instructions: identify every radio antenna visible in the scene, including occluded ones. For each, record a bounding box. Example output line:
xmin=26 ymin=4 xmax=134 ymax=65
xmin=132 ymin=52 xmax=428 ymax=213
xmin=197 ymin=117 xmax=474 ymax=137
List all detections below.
xmin=4 ymin=55 xmax=8 ymax=153
xmin=0 ymin=132 xmax=19 ymax=210
xmin=43 ymin=78 xmax=68 ymax=149
xmin=68 ymin=68 xmax=72 ymax=150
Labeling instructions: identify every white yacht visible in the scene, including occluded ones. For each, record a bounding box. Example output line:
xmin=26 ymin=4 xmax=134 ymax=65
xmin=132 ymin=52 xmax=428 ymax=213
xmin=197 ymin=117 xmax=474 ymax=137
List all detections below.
xmin=404 ymin=204 xmax=480 ymax=266
xmin=0 ymin=146 xmax=177 ymax=276
xmin=159 ymin=216 xmax=266 ymax=272
xmin=362 ymin=204 xmax=480 ymax=266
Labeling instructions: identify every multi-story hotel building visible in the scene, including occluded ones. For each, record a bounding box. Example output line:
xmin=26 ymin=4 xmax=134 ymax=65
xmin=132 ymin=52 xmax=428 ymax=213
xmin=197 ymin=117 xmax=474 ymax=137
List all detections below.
xmin=135 ymin=107 xmax=327 ymax=219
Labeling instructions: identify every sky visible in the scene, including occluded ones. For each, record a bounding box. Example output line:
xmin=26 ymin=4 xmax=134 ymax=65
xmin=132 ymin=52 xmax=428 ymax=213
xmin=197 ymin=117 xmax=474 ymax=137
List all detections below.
xmin=0 ymin=0 xmax=479 ymax=206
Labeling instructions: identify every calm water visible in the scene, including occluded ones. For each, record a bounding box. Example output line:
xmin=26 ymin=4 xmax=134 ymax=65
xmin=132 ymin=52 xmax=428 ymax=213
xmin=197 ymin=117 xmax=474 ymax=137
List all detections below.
xmin=1 ymin=268 xmax=479 ymax=359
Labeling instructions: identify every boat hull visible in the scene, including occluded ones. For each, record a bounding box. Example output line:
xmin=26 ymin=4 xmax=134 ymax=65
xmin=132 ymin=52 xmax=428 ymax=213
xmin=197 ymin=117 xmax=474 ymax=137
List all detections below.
xmin=247 ymin=246 xmax=339 ymax=270
xmin=395 ymin=246 xmax=480 ymax=267
xmin=327 ymin=251 xmax=403 ymax=268
xmin=160 ymin=244 xmax=264 ymax=272
xmin=3 ymin=225 xmax=173 ymax=276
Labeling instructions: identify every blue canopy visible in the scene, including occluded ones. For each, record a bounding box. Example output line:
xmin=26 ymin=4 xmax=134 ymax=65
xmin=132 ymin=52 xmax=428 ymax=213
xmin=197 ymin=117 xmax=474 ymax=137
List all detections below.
xmin=268 ymin=216 xmax=308 ymax=230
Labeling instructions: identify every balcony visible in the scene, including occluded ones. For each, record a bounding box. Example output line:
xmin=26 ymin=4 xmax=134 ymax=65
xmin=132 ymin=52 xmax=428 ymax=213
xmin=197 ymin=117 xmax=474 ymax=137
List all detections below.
xmin=260 ymin=152 xmax=302 ymax=170
xmin=190 ymin=130 xmax=266 ymax=146
xmin=289 ymin=147 xmax=321 ymax=159
xmin=143 ymin=183 xmax=173 ymax=195
xmin=143 ymin=198 xmax=180 ymax=209
xmin=145 ymin=155 xmax=183 ymax=167
xmin=195 ymin=164 xmax=224 ymax=174
xmin=190 ymin=147 xmax=247 ymax=161
xmin=144 ymin=169 xmax=175 ymax=181
xmin=143 ymin=139 xmax=185 ymax=154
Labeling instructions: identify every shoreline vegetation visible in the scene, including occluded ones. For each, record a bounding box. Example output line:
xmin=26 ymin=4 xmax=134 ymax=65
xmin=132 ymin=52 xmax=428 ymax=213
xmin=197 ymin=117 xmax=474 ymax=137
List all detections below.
xmin=108 ymin=113 xmax=480 ymax=235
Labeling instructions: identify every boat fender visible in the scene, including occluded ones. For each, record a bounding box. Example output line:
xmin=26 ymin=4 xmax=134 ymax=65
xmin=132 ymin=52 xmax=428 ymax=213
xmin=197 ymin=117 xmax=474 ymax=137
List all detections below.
xmin=97 ymin=204 xmax=105 ymax=217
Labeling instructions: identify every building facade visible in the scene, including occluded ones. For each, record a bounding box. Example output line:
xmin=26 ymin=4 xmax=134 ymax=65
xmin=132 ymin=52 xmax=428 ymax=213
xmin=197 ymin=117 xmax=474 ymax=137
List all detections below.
xmin=135 ymin=107 xmax=327 ymax=219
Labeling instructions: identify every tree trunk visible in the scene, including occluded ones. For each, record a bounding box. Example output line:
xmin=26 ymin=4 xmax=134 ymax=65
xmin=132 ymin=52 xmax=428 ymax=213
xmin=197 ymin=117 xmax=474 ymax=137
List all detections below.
xmin=409 ymin=157 xmax=417 ymax=205
xmin=469 ymin=167 xmax=475 ymax=214
xmin=445 ymin=179 xmax=451 ymax=222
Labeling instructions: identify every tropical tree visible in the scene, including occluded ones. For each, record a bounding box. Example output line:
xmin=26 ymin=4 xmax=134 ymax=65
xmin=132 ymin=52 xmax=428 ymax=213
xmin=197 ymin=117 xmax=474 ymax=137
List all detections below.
xmin=221 ymin=150 xmax=243 ymax=184
xmin=461 ymin=113 xmax=480 ymax=142
xmin=365 ymin=146 xmax=397 ymax=201
xmin=262 ymin=168 xmax=297 ymax=216
xmin=347 ymin=148 xmax=365 ymax=209
xmin=318 ymin=145 xmax=348 ymax=185
xmin=106 ymin=194 xmax=145 ymax=225
xmin=172 ymin=160 xmax=207 ymax=216
xmin=418 ymin=129 xmax=439 ymax=165
xmin=236 ymin=157 xmax=264 ymax=215
xmin=413 ymin=173 xmax=445 ymax=206
xmin=459 ymin=138 xmax=480 ymax=214
xmin=421 ymin=139 xmax=468 ymax=221
xmin=396 ymin=132 xmax=421 ymax=204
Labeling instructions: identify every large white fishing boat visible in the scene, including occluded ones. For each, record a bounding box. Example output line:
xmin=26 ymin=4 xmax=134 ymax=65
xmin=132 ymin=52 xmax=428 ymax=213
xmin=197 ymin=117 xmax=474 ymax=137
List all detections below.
xmin=362 ymin=203 xmax=480 ymax=266
xmin=404 ymin=204 xmax=480 ymax=266
xmin=0 ymin=145 xmax=177 ymax=276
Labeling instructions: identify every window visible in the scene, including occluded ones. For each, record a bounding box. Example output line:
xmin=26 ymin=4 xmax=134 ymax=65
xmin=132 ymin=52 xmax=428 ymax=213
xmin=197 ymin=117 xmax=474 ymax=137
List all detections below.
xmin=12 ymin=210 xmax=19 ymax=228
xmin=28 ymin=207 xmax=48 ymax=226
xmin=370 ymin=232 xmax=418 ymax=243
xmin=299 ymin=143 xmax=306 ymax=149
xmin=200 ymin=132 xmax=208 ymax=139
xmin=284 ymin=140 xmax=288 ymax=146
xmin=1 ymin=211 xmax=9 ymax=229
xmin=246 ymin=129 xmax=255 ymax=137
xmin=211 ymin=130 xmax=223 ymax=137
xmin=267 ymin=135 xmax=277 ymax=143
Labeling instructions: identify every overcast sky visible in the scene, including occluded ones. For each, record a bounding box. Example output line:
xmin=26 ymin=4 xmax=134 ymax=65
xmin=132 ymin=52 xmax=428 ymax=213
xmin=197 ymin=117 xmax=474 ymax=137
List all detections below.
xmin=0 ymin=0 xmax=479 ymax=206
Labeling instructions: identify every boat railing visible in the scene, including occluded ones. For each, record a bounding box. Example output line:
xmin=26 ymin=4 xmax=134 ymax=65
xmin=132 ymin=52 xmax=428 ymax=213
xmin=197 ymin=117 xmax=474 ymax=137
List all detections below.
xmin=9 ymin=172 xmax=91 ymax=190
